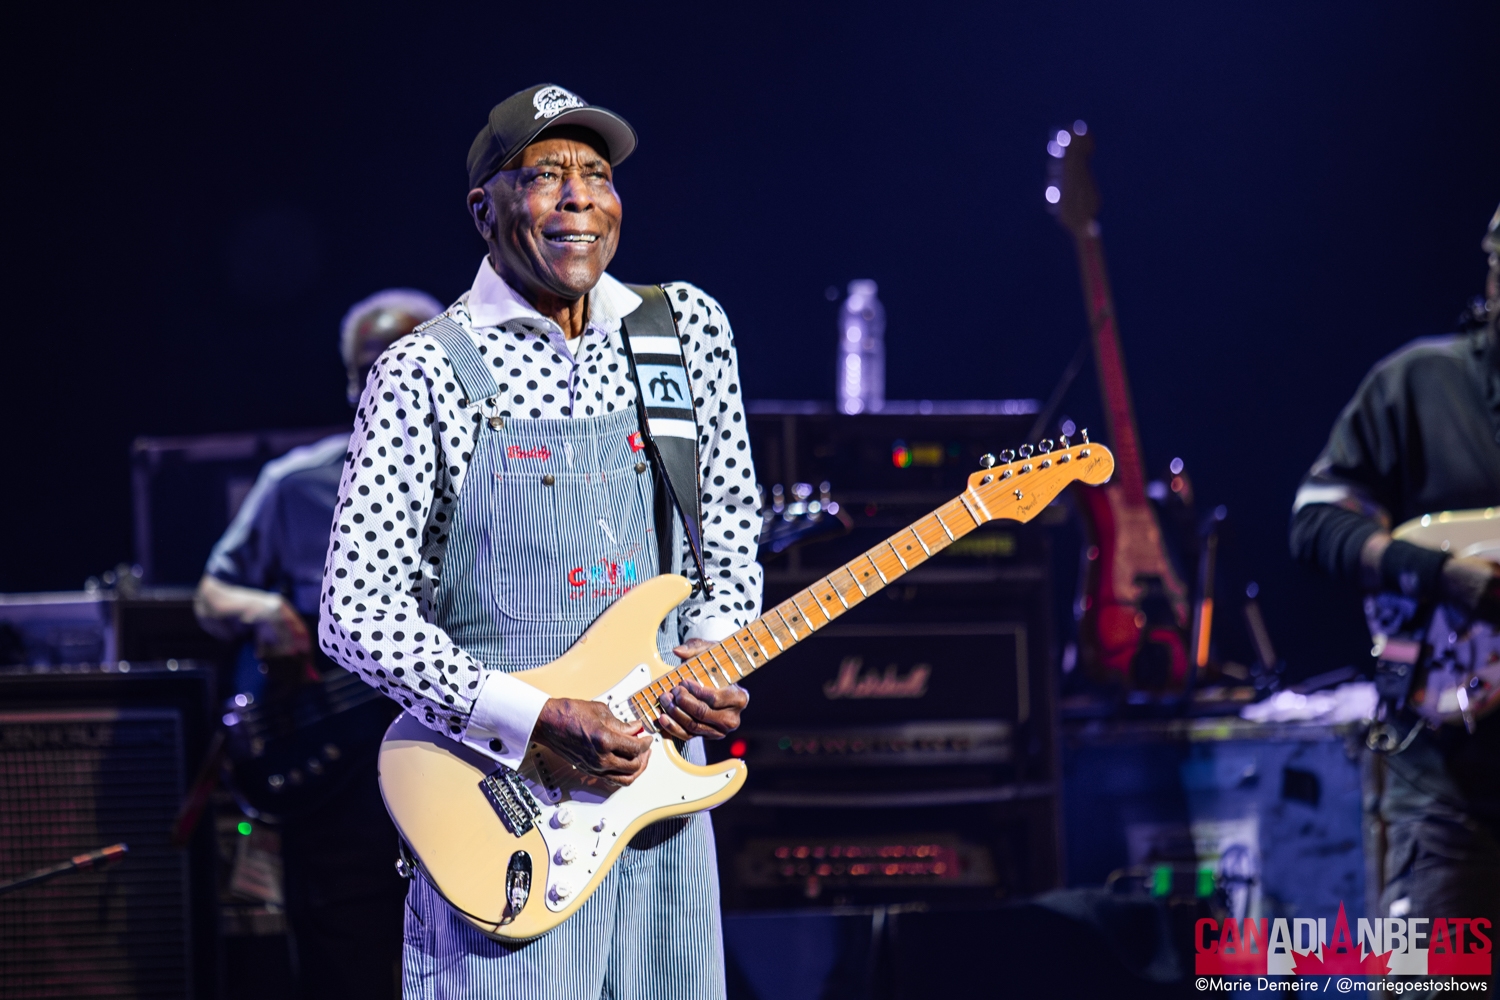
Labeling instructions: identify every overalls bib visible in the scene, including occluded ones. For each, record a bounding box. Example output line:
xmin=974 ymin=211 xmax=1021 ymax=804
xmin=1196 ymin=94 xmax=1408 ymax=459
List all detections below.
xmin=401 ymin=321 xmax=726 ymax=1000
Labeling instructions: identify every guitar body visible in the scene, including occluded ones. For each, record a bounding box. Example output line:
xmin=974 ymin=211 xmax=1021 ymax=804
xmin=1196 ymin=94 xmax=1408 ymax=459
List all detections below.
xmin=1075 ymin=482 xmax=1191 ymax=686
xmin=378 ymin=574 xmax=746 ymax=942
xmin=1366 ymin=509 xmax=1500 ymax=730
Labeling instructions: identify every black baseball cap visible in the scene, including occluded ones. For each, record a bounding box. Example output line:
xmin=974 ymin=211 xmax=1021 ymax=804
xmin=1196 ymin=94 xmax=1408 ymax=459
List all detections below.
xmin=467 ymin=84 xmax=637 ymax=189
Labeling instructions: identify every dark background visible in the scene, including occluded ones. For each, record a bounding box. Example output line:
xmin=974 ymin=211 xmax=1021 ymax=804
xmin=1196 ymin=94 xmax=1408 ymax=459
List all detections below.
xmin=3 ymin=0 xmax=1496 ymax=677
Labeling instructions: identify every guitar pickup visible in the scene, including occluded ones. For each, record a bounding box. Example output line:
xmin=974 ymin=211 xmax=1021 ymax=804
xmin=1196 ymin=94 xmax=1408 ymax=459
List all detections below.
xmin=480 ymin=768 xmax=543 ymax=836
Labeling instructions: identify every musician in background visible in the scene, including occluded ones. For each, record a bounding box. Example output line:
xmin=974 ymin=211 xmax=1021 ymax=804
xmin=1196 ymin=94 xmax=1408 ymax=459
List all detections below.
xmin=195 ymin=288 xmax=442 ymax=998
xmin=1291 ymin=206 xmax=1500 ymax=971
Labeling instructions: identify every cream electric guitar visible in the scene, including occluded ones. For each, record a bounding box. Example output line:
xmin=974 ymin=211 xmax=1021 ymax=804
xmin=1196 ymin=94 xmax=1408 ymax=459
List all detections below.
xmin=1368 ymin=508 xmax=1500 ymax=732
xmin=378 ymin=439 xmax=1114 ymax=941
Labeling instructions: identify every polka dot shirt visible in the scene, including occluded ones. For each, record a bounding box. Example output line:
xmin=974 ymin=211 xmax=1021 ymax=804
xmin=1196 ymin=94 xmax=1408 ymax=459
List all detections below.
xmin=318 ymin=263 xmax=763 ymax=740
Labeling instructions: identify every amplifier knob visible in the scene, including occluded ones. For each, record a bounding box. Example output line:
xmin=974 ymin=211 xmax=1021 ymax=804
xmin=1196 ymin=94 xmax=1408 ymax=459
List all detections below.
xmin=553 ymin=806 xmax=575 ymax=829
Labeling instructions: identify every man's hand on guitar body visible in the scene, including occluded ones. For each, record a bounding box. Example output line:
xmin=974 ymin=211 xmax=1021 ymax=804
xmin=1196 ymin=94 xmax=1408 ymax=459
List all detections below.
xmin=534 ymin=699 xmax=653 ymax=786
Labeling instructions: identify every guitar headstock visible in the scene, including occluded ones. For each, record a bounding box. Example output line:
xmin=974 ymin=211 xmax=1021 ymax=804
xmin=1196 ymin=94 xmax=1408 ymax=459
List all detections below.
xmin=965 ymin=432 xmax=1114 ymax=525
xmin=1044 ymin=120 xmax=1099 ymax=241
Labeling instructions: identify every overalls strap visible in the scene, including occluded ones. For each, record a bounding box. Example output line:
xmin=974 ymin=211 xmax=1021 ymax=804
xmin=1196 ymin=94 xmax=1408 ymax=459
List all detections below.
xmin=418 ymin=316 xmax=499 ymax=404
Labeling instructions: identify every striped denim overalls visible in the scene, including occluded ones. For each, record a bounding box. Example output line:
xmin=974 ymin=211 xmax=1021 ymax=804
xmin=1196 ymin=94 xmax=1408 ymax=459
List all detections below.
xmin=401 ymin=321 xmax=726 ymax=1000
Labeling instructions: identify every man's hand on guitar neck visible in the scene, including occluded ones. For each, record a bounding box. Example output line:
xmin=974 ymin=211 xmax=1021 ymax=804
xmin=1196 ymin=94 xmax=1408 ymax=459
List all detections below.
xmin=1362 ymin=531 xmax=1500 ymax=622
xmin=655 ymin=638 xmax=751 ymax=743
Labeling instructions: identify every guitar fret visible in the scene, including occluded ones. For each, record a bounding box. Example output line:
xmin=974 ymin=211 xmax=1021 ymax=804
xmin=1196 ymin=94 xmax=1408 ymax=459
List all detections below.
xmin=844 ymin=566 xmax=871 ymax=597
xmin=686 ymin=659 xmax=713 ymax=688
xmin=775 ymin=607 xmax=805 ymax=640
xmin=958 ymin=494 xmax=985 ymax=527
xmin=887 ymin=539 xmax=910 ymax=570
xmin=910 ymin=525 xmax=933 ymax=556
xmin=755 ymin=619 xmax=786 ymax=652
xmin=715 ymin=644 xmax=746 ymax=680
xmin=745 ymin=625 xmax=774 ymax=659
xmin=934 ymin=510 xmax=957 ymax=540
xmin=730 ymin=635 xmax=758 ymax=675
xmin=704 ymin=647 xmax=735 ymax=682
xmin=968 ymin=490 xmax=993 ymax=521
xmin=827 ymin=579 xmax=852 ymax=610
xmin=799 ymin=591 xmax=833 ymax=625
xmin=865 ymin=554 xmax=889 ymax=585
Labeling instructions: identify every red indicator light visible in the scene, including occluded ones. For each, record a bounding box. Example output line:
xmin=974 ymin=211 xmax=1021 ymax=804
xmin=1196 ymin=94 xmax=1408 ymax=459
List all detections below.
xmin=729 ymin=739 xmax=747 ymax=758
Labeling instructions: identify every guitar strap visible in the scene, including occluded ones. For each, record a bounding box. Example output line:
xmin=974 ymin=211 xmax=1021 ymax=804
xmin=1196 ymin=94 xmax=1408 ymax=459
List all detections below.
xmin=620 ymin=284 xmax=712 ymax=597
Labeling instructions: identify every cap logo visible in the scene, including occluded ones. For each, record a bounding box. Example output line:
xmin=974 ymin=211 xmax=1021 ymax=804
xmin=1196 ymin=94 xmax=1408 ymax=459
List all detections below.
xmin=532 ymin=86 xmax=586 ymax=120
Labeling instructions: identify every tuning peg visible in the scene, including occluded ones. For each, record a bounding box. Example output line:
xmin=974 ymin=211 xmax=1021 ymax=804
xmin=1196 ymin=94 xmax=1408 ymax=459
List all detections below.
xmin=1037 ymin=439 xmax=1054 ymax=454
xmin=1058 ymin=434 xmax=1071 ymax=448
xmin=979 ymin=453 xmax=996 ymax=469
xmin=999 ymin=449 xmax=1016 ymax=464
xmin=1018 ymin=444 xmax=1034 ymax=459
xmin=1080 ymin=428 xmax=1090 ymax=443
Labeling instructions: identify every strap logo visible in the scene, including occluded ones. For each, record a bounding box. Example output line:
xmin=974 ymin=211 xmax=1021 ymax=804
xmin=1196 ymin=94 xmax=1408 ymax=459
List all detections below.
xmin=532 ymin=86 xmax=586 ymax=120
xmin=506 ymin=445 xmax=551 ymax=461
xmin=647 ymin=371 xmax=684 ymax=402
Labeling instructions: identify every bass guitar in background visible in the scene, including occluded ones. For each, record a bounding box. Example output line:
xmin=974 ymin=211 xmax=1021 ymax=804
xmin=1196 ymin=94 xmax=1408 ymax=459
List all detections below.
xmin=1047 ymin=121 xmax=1193 ymax=691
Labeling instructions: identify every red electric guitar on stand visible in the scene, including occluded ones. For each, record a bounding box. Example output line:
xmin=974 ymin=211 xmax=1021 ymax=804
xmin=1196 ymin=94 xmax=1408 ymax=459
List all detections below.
xmin=1048 ymin=122 xmax=1192 ymax=690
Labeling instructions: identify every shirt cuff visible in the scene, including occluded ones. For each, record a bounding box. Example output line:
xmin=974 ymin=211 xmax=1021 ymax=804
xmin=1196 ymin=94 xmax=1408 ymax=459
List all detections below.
xmin=682 ymin=615 xmax=745 ymax=644
xmin=460 ymin=670 xmax=550 ymax=772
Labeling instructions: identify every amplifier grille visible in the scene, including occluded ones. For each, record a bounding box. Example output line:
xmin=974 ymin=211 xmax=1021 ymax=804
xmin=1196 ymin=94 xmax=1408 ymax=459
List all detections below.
xmin=0 ymin=709 xmax=190 ymax=998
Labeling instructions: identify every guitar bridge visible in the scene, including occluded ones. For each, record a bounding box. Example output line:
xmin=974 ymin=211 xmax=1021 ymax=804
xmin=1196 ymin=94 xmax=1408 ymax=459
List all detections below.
xmin=479 ymin=768 xmax=543 ymax=836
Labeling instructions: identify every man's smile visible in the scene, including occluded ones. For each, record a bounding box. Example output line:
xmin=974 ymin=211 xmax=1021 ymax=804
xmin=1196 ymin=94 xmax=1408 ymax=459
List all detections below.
xmin=545 ymin=231 xmax=600 ymax=245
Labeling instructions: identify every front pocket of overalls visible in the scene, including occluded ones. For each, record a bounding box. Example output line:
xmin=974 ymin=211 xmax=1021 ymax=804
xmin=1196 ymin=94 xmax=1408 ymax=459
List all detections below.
xmin=488 ymin=470 xmax=568 ymax=622
xmin=489 ymin=467 xmax=655 ymax=623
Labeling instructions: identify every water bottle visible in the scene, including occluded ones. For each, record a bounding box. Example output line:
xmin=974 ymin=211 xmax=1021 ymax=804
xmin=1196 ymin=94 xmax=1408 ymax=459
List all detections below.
xmin=836 ymin=280 xmax=885 ymax=414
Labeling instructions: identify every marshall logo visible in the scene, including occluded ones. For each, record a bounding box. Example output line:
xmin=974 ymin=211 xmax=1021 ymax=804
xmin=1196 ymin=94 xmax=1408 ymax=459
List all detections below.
xmin=507 ymin=445 xmax=552 ymax=461
xmin=822 ymin=656 xmax=931 ymax=700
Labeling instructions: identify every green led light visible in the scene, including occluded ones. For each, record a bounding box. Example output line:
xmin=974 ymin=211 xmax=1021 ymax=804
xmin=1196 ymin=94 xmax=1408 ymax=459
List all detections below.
xmin=1151 ymin=864 xmax=1172 ymax=896
xmin=777 ymin=737 xmax=792 ymax=750
xmin=237 ymin=821 xmax=253 ymax=836
xmin=1197 ymin=867 xmax=1216 ymax=897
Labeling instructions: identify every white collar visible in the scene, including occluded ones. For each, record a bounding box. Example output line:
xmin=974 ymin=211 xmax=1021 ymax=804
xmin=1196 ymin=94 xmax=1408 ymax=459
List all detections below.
xmin=465 ymin=256 xmax=643 ymax=333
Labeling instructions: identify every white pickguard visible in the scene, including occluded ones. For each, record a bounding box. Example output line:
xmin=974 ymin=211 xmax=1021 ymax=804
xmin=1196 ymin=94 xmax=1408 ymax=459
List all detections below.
xmin=514 ymin=663 xmax=735 ymax=911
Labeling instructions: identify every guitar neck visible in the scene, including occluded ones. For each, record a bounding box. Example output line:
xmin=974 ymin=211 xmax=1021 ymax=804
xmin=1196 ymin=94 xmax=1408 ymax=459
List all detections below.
xmin=629 ymin=494 xmax=985 ymax=725
xmin=1072 ymin=229 xmax=1147 ymax=501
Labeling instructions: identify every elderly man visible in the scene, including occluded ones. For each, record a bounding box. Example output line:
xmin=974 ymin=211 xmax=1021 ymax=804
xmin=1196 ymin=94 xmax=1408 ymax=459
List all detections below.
xmin=318 ymin=84 xmax=762 ymax=999
xmin=195 ymin=287 xmax=442 ymax=998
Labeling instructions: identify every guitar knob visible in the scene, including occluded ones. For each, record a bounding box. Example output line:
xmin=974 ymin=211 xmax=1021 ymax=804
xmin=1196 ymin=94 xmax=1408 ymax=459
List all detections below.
xmin=1037 ymin=439 xmax=1054 ymax=454
xmin=550 ymin=882 xmax=574 ymax=902
xmin=999 ymin=449 xmax=1016 ymax=464
xmin=979 ymin=453 xmax=996 ymax=469
xmin=553 ymin=806 xmax=575 ymax=829
xmin=555 ymin=844 xmax=578 ymax=865
xmin=593 ymin=818 xmax=608 ymax=833
xmin=1018 ymin=445 xmax=1034 ymax=459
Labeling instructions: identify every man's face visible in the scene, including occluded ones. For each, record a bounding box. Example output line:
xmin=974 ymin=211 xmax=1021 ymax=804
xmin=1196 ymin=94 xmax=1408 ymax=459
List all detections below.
xmin=470 ymin=135 xmax=621 ymax=302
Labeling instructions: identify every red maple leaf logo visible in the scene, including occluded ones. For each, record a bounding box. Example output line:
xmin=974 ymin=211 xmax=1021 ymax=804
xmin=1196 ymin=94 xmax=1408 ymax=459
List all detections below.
xmin=1290 ymin=903 xmax=1393 ymax=976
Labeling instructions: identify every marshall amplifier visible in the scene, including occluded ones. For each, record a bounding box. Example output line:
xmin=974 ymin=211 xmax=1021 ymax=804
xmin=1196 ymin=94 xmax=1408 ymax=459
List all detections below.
xmin=711 ymin=404 xmax=1066 ymax=910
